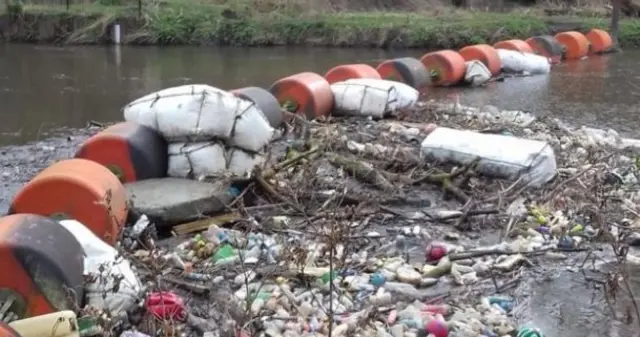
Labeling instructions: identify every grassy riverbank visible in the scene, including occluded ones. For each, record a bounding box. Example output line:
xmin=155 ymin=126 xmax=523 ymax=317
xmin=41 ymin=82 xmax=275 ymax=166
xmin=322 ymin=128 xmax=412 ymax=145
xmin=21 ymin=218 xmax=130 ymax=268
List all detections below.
xmin=4 ymin=0 xmax=640 ymax=48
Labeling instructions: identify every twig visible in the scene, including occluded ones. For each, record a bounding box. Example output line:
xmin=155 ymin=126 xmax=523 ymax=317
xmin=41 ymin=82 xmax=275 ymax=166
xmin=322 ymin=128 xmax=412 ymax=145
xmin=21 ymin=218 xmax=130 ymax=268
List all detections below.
xmin=431 ymin=208 xmax=499 ymax=221
xmin=447 ymin=247 xmax=588 ymax=261
xmin=328 ymin=153 xmax=395 ymax=191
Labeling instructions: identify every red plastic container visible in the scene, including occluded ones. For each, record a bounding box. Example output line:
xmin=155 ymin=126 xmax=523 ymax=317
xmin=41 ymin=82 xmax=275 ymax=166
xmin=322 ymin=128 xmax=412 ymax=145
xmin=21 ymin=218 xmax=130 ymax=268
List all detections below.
xmin=145 ymin=291 xmax=187 ymax=321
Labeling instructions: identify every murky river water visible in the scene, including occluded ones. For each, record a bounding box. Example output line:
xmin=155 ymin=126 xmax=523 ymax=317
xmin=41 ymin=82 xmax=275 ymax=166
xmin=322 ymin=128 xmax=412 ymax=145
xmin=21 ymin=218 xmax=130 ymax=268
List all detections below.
xmin=1 ymin=44 xmax=640 ymax=145
xmin=2 ymin=44 xmax=640 ymax=336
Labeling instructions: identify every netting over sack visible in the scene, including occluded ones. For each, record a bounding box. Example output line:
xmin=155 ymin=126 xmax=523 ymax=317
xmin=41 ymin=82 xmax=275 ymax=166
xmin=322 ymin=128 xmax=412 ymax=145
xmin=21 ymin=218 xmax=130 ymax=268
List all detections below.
xmin=167 ymin=142 xmax=265 ymax=178
xmin=345 ymin=79 xmax=418 ymax=111
xmin=496 ymin=49 xmax=551 ymax=75
xmin=331 ymin=79 xmax=399 ymax=118
xmin=123 ymin=84 xmax=274 ymax=152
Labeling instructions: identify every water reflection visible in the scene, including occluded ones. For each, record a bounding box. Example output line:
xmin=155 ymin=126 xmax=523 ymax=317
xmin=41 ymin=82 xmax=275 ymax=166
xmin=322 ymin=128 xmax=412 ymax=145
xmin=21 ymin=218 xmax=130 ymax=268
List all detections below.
xmin=0 ymin=44 xmax=639 ymax=145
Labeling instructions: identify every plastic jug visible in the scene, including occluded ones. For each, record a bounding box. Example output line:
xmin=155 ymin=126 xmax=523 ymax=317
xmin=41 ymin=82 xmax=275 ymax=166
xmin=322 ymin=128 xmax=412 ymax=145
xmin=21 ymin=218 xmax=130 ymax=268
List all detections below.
xmin=9 ymin=310 xmax=79 ymax=337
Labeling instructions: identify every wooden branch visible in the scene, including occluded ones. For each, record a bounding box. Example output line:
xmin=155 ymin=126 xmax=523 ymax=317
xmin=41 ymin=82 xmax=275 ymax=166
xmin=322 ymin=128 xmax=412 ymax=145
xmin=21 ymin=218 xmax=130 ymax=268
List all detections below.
xmin=327 ymin=154 xmax=395 ymax=191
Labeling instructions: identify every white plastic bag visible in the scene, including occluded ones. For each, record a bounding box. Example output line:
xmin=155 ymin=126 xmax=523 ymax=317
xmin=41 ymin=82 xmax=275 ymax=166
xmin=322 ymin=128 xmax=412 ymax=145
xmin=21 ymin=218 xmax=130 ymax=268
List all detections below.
xmin=496 ymin=49 xmax=551 ymax=75
xmin=421 ymin=127 xmax=557 ymax=187
xmin=123 ymin=84 xmax=274 ymax=152
xmin=168 ymin=142 xmax=263 ymax=178
xmin=58 ymin=219 xmax=142 ymax=313
xmin=575 ymin=126 xmax=623 ymax=149
xmin=230 ymin=102 xmax=274 ymax=152
xmin=330 ymin=80 xmax=398 ymax=118
xmin=345 ymin=79 xmax=418 ymax=110
xmin=464 ymin=61 xmax=491 ymax=86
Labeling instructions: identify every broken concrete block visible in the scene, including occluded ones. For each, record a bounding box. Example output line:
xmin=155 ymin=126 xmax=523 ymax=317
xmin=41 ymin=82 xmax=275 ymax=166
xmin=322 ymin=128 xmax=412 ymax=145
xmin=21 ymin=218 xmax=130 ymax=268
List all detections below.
xmin=125 ymin=178 xmax=234 ymax=228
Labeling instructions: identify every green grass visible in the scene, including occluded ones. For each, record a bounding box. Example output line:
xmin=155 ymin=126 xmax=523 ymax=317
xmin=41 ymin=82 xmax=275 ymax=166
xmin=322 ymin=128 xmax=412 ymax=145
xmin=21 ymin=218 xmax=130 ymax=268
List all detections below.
xmin=6 ymin=0 xmax=640 ymax=48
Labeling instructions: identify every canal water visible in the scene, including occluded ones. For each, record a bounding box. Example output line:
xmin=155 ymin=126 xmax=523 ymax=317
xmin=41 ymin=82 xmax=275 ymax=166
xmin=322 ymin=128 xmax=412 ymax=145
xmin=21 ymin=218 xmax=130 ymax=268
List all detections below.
xmin=2 ymin=44 xmax=640 ymax=337
xmin=0 ymin=44 xmax=639 ymax=145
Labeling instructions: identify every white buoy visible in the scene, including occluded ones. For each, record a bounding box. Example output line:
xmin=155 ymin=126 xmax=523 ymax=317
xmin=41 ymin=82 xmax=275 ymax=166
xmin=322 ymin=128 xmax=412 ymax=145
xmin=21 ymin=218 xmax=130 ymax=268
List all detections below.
xmin=112 ymin=24 xmax=121 ymax=45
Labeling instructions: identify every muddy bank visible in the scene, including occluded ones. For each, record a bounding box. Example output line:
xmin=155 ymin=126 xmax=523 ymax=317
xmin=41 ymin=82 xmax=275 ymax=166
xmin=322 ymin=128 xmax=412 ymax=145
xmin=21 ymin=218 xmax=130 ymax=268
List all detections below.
xmin=0 ymin=13 xmax=143 ymax=44
xmin=0 ymin=127 xmax=92 ymax=213
xmin=0 ymin=11 xmax=637 ymax=48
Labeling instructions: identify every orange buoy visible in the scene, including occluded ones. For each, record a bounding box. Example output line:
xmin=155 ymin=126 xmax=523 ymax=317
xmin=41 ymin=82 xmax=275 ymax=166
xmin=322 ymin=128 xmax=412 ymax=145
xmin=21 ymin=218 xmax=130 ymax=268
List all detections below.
xmin=375 ymin=57 xmax=430 ymax=89
xmin=493 ymin=39 xmax=534 ymax=53
xmin=231 ymin=87 xmax=283 ymax=128
xmin=75 ymin=122 xmax=168 ymax=183
xmin=458 ymin=44 xmax=502 ymax=76
xmin=420 ymin=50 xmax=466 ymax=86
xmin=585 ymin=28 xmax=613 ymax=54
xmin=9 ymin=159 xmax=128 ymax=246
xmin=554 ymin=31 xmax=590 ymax=60
xmin=324 ymin=64 xmax=381 ymax=84
xmin=526 ymin=35 xmax=564 ymax=64
xmin=0 ymin=214 xmax=84 ymax=319
xmin=269 ymin=72 xmax=334 ymax=120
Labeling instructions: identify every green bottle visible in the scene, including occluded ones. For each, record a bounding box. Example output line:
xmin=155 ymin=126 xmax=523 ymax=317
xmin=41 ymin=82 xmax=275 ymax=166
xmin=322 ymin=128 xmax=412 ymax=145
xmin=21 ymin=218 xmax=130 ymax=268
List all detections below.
xmin=212 ymin=244 xmax=236 ymax=263
xmin=516 ymin=327 xmax=544 ymax=337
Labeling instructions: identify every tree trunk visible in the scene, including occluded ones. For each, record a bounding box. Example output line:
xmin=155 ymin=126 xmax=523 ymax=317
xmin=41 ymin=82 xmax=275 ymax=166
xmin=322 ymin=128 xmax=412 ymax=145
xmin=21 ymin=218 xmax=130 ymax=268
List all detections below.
xmin=611 ymin=0 xmax=621 ymax=47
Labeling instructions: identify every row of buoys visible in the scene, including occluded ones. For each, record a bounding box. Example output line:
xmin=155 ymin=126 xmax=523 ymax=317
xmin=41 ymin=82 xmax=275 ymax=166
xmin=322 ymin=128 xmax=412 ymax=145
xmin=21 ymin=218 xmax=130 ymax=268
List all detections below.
xmin=268 ymin=29 xmax=613 ymax=119
xmin=0 ymin=28 xmax=614 ymax=322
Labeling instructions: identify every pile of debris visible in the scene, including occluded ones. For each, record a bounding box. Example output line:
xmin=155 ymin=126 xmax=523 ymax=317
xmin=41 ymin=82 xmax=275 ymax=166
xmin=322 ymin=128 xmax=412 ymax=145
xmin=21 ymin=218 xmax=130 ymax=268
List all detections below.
xmin=15 ymin=99 xmax=640 ymax=337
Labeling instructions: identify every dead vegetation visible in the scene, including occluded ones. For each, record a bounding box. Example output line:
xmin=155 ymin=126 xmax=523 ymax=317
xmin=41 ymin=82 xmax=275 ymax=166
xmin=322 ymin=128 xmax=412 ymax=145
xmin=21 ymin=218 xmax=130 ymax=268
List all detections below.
xmin=87 ymin=99 xmax=640 ymax=336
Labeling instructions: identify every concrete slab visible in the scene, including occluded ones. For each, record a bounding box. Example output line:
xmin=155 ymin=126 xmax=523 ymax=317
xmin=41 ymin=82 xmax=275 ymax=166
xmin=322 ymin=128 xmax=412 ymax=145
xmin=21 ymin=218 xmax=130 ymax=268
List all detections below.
xmin=125 ymin=178 xmax=234 ymax=228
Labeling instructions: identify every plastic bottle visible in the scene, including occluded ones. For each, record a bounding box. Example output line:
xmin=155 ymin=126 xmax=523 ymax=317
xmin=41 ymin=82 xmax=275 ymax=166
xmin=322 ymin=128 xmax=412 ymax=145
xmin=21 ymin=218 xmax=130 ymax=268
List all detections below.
xmin=383 ymin=282 xmax=424 ymax=299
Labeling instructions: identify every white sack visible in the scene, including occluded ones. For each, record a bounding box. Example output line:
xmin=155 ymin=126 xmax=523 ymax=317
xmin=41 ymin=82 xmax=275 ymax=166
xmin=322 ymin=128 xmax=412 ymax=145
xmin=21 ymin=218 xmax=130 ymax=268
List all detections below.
xmin=123 ymin=84 xmax=274 ymax=152
xmin=421 ymin=127 xmax=557 ymax=187
xmin=330 ymin=80 xmax=398 ymax=118
xmin=58 ymin=219 xmax=142 ymax=313
xmin=345 ymin=79 xmax=418 ymax=110
xmin=464 ymin=61 xmax=491 ymax=86
xmin=168 ymin=142 xmax=264 ymax=178
xmin=497 ymin=49 xmax=551 ymax=75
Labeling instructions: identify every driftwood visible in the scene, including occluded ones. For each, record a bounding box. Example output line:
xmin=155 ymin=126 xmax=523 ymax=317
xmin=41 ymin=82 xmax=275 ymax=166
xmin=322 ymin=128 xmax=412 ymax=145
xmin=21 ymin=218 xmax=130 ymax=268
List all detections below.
xmin=328 ymin=153 xmax=395 ymax=191
xmin=326 ymin=153 xmax=478 ymax=204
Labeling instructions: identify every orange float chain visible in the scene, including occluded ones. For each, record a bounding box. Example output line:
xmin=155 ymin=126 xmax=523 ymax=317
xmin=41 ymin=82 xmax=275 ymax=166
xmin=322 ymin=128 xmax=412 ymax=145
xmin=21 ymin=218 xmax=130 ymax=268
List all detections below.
xmin=231 ymin=87 xmax=283 ymax=128
xmin=459 ymin=44 xmax=502 ymax=76
xmin=324 ymin=64 xmax=381 ymax=84
xmin=420 ymin=50 xmax=466 ymax=87
xmin=554 ymin=31 xmax=590 ymax=60
xmin=9 ymin=158 xmax=128 ymax=246
xmin=525 ymin=35 xmax=564 ymax=64
xmin=375 ymin=57 xmax=430 ymax=89
xmin=585 ymin=28 xmax=613 ymax=54
xmin=269 ymin=72 xmax=334 ymax=120
xmin=0 ymin=214 xmax=84 ymax=320
xmin=493 ymin=39 xmax=534 ymax=54
xmin=75 ymin=122 xmax=168 ymax=183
